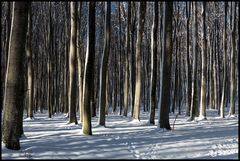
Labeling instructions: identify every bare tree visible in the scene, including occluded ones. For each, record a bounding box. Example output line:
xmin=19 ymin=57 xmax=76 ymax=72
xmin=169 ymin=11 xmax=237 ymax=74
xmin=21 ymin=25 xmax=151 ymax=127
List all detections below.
xmin=220 ymin=2 xmax=228 ymax=118
xmin=2 ymin=2 xmax=29 ymax=150
xmin=98 ymin=2 xmax=111 ymax=126
xmin=158 ymin=2 xmax=173 ymax=130
xmin=133 ymin=2 xmax=146 ymax=120
xmin=68 ymin=2 xmax=78 ymax=124
xmin=189 ymin=1 xmax=199 ymax=121
xmin=149 ymin=2 xmax=158 ymax=124
xmin=26 ymin=3 xmax=34 ymax=119
xmin=199 ymin=1 xmax=207 ymax=120
xmin=82 ymin=1 xmax=95 ymax=135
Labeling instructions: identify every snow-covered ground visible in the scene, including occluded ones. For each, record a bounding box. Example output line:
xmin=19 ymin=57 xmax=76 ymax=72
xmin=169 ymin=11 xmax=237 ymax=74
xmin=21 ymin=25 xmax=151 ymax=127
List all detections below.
xmin=2 ymin=107 xmax=238 ymax=159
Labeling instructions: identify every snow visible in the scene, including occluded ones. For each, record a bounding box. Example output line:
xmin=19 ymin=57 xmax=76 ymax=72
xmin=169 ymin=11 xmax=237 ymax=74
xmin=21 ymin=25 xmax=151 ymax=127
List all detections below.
xmin=2 ymin=108 xmax=238 ymax=159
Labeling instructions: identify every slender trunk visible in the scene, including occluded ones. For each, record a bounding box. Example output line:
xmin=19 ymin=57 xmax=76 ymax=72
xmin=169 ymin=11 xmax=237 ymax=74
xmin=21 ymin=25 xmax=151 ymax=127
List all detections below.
xmin=158 ymin=2 xmax=172 ymax=130
xmin=26 ymin=4 xmax=34 ymax=119
xmin=133 ymin=2 xmax=146 ymax=120
xmin=149 ymin=2 xmax=158 ymax=124
xmin=199 ymin=1 xmax=207 ymax=120
xmin=220 ymin=2 xmax=227 ymax=118
xmin=185 ymin=2 xmax=191 ymax=116
xmin=130 ymin=2 xmax=136 ymax=117
xmin=209 ymin=31 xmax=214 ymax=109
xmin=229 ymin=2 xmax=236 ymax=116
xmin=68 ymin=2 xmax=78 ymax=124
xmin=123 ymin=2 xmax=131 ymax=117
xmin=82 ymin=2 xmax=95 ymax=135
xmin=77 ymin=2 xmax=83 ymax=123
xmin=190 ymin=1 xmax=198 ymax=121
xmin=98 ymin=2 xmax=111 ymax=126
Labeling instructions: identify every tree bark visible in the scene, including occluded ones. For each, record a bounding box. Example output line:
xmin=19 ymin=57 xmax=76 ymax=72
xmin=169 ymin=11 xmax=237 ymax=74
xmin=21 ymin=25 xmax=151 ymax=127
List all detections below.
xmin=82 ymin=1 xmax=95 ymax=135
xmin=68 ymin=2 xmax=78 ymax=124
xmin=158 ymin=2 xmax=172 ymax=130
xmin=133 ymin=2 xmax=146 ymax=120
xmin=229 ymin=2 xmax=236 ymax=116
xmin=149 ymin=2 xmax=158 ymax=124
xmin=2 ymin=2 xmax=29 ymax=150
xmin=220 ymin=2 xmax=227 ymax=118
xmin=77 ymin=2 xmax=83 ymax=123
xmin=189 ymin=1 xmax=199 ymax=121
xmin=98 ymin=2 xmax=111 ymax=126
xmin=199 ymin=1 xmax=207 ymax=120
xmin=123 ymin=2 xmax=131 ymax=117
xmin=26 ymin=3 xmax=34 ymax=119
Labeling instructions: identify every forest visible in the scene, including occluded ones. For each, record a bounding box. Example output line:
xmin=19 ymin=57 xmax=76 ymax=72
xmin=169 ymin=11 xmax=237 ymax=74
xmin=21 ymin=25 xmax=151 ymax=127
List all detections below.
xmin=1 ymin=1 xmax=239 ymax=159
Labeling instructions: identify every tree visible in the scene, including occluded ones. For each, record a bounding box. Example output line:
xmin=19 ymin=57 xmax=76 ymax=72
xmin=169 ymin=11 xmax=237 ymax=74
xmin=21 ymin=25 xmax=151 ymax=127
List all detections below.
xmin=77 ymin=2 xmax=83 ymax=123
xmin=185 ymin=2 xmax=192 ymax=116
xmin=199 ymin=1 xmax=207 ymax=120
xmin=123 ymin=2 xmax=131 ymax=117
xmin=47 ymin=2 xmax=53 ymax=118
xmin=98 ymin=2 xmax=111 ymax=126
xmin=220 ymin=2 xmax=227 ymax=118
xmin=229 ymin=2 xmax=236 ymax=116
xmin=149 ymin=2 xmax=158 ymax=124
xmin=133 ymin=2 xmax=146 ymax=120
xmin=158 ymin=2 xmax=172 ymax=130
xmin=68 ymin=2 xmax=78 ymax=124
xmin=82 ymin=1 xmax=95 ymax=135
xmin=189 ymin=1 xmax=199 ymax=121
xmin=2 ymin=2 xmax=29 ymax=150
xmin=26 ymin=3 xmax=34 ymax=119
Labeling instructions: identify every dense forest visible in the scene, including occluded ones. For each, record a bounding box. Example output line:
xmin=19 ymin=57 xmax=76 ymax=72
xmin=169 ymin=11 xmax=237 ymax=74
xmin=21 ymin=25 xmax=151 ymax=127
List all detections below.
xmin=1 ymin=1 xmax=239 ymax=152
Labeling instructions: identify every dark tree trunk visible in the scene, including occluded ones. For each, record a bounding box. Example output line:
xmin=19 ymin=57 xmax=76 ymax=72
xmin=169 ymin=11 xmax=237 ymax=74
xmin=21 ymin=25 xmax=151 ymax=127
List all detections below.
xmin=158 ymin=2 xmax=173 ymax=130
xmin=149 ymin=2 xmax=158 ymax=124
xmin=2 ymin=2 xmax=29 ymax=150
xmin=82 ymin=1 xmax=95 ymax=135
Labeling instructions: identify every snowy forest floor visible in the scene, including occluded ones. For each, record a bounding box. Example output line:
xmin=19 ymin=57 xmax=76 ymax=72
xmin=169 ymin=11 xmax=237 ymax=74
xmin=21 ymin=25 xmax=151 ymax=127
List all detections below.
xmin=2 ymin=106 xmax=239 ymax=159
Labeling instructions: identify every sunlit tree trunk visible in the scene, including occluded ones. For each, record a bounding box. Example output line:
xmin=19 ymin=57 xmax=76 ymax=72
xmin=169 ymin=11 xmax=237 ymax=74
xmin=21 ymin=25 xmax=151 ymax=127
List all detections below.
xmin=26 ymin=3 xmax=34 ymax=119
xmin=77 ymin=2 xmax=83 ymax=123
xmin=133 ymin=2 xmax=146 ymax=120
xmin=220 ymin=2 xmax=227 ymax=118
xmin=199 ymin=1 xmax=207 ymax=120
xmin=68 ymin=2 xmax=78 ymax=124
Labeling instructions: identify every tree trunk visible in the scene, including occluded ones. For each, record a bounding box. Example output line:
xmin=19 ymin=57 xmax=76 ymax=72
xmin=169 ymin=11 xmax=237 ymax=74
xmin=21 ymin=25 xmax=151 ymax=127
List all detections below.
xmin=82 ymin=1 xmax=95 ymax=135
xmin=123 ymin=2 xmax=131 ymax=117
xmin=48 ymin=2 xmax=53 ymax=118
xmin=77 ymin=2 xmax=83 ymax=123
xmin=26 ymin=3 xmax=34 ymax=119
xmin=98 ymin=2 xmax=111 ymax=126
xmin=209 ymin=31 xmax=214 ymax=109
xmin=68 ymin=2 xmax=78 ymax=124
xmin=149 ymin=2 xmax=158 ymax=124
xmin=158 ymin=2 xmax=172 ymax=130
xmin=133 ymin=2 xmax=146 ymax=120
xmin=220 ymin=2 xmax=227 ymax=118
xmin=229 ymin=2 xmax=236 ymax=116
xmin=130 ymin=2 xmax=136 ymax=117
xmin=199 ymin=2 xmax=207 ymax=120
xmin=185 ymin=2 xmax=191 ymax=116
xmin=2 ymin=2 xmax=29 ymax=150
xmin=189 ymin=1 xmax=198 ymax=121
